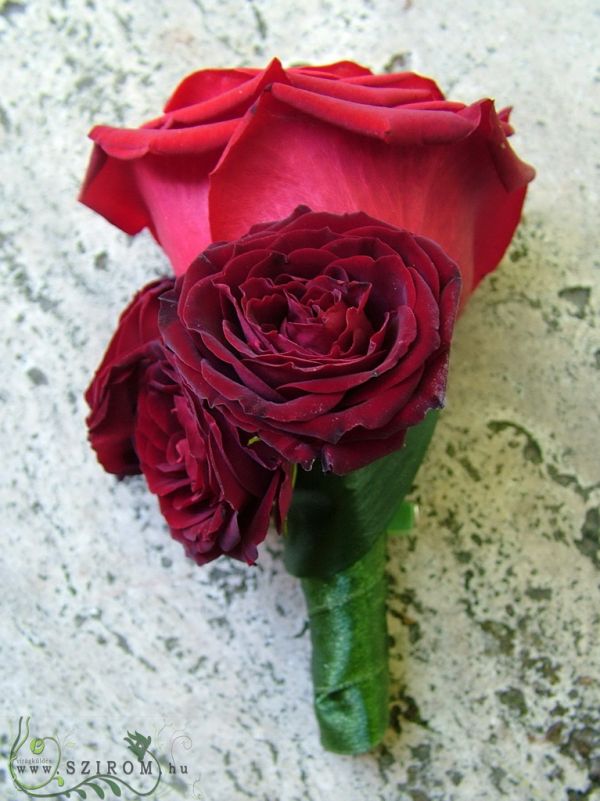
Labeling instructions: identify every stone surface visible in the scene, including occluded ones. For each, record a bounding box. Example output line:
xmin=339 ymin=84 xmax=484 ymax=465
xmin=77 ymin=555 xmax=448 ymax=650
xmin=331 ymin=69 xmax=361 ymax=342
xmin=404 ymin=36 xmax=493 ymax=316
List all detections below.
xmin=1 ymin=1 xmax=599 ymax=799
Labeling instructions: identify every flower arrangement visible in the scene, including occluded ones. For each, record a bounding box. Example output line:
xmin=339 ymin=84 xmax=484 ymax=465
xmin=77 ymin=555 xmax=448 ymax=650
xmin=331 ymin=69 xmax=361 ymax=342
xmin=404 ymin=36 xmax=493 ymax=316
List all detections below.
xmin=81 ymin=59 xmax=534 ymax=753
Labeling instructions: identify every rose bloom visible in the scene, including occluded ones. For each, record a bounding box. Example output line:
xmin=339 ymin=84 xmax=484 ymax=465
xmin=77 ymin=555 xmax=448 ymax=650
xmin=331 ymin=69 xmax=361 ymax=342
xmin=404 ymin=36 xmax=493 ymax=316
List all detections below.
xmin=160 ymin=207 xmax=461 ymax=474
xmin=80 ymin=58 xmax=534 ymax=302
xmin=85 ymin=278 xmax=292 ymax=564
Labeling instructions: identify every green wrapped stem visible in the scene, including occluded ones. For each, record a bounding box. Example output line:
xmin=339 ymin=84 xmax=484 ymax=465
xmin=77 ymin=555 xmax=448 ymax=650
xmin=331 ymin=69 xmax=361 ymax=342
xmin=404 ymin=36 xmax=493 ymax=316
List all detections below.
xmin=301 ymin=534 xmax=389 ymax=754
xmin=285 ymin=413 xmax=438 ymax=752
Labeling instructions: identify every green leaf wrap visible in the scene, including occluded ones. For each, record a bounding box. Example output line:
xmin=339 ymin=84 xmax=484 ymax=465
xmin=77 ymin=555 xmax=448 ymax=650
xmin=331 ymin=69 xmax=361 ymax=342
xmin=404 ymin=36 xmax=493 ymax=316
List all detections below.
xmin=285 ymin=411 xmax=439 ymax=752
xmin=301 ymin=534 xmax=389 ymax=754
xmin=284 ymin=411 xmax=438 ymax=579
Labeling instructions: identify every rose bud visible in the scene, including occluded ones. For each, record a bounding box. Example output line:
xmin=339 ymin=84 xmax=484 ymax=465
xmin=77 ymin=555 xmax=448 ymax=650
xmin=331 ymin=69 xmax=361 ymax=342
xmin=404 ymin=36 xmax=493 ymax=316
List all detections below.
xmin=80 ymin=59 xmax=533 ymax=303
xmin=159 ymin=207 xmax=462 ymax=475
xmin=85 ymin=279 xmax=292 ymax=565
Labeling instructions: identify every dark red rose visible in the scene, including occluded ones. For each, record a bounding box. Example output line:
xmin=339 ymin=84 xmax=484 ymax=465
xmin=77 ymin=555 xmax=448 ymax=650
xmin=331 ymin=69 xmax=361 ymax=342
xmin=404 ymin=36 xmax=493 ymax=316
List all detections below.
xmin=85 ymin=277 xmax=173 ymax=476
xmin=79 ymin=58 xmax=533 ymax=302
xmin=85 ymin=279 xmax=292 ymax=565
xmin=160 ymin=207 xmax=461 ymax=474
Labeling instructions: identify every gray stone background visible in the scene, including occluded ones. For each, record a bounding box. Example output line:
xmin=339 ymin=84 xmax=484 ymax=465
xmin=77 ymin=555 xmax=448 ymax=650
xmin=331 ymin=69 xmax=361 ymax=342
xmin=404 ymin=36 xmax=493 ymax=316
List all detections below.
xmin=1 ymin=1 xmax=599 ymax=799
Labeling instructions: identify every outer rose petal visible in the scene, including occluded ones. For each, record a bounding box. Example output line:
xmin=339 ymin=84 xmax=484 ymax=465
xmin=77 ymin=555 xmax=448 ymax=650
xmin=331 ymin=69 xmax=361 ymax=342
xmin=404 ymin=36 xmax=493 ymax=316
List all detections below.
xmin=209 ymin=93 xmax=534 ymax=302
xmin=80 ymin=59 xmax=533 ymax=294
xmin=160 ymin=59 xmax=288 ymax=126
xmin=81 ymin=138 xmax=229 ymax=275
xmin=85 ymin=277 xmax=175 ymax=475
xmin=164 ymin=67 xmax=261 ymax=112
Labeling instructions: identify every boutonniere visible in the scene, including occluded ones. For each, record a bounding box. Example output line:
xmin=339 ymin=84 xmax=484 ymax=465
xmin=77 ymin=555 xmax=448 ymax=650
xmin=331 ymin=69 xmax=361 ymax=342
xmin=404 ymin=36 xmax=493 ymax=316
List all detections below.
xmin=81 ymin=59 xmax=534 ymax=753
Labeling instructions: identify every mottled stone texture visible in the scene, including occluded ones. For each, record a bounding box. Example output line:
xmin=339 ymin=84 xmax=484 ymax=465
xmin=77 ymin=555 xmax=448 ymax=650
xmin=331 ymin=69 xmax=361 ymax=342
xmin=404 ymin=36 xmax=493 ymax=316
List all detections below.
xmin=1 ymin=1 xmax=598 ymax=799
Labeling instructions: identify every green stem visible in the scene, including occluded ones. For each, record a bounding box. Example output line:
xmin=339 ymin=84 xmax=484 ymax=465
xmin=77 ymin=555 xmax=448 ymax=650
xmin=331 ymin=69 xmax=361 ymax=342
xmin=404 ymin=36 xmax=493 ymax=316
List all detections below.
xmin=300 ymin=534 xmax=389 ymax=754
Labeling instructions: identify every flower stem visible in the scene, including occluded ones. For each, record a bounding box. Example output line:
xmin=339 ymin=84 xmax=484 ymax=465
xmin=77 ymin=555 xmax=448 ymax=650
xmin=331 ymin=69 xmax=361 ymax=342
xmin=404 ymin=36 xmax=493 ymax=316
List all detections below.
xmin=300 ymin=534 xmax=389 ymax=754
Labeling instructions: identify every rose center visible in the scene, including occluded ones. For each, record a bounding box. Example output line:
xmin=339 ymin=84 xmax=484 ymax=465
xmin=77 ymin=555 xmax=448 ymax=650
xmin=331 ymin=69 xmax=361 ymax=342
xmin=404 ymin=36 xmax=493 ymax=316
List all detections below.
xmin=243 ymin=274 xmax=374 ymax=357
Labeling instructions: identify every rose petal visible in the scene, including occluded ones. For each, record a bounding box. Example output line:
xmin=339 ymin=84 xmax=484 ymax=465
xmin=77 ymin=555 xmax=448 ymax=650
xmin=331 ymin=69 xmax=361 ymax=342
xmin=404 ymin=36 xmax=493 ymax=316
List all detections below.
xmin=210 ymin=93 xmax=533 ymax=299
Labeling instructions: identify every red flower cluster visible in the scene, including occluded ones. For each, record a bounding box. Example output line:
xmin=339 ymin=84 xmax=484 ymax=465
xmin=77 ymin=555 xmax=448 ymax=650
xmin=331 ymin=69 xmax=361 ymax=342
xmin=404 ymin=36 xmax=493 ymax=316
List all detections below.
xmin=82 ymin=60 xmax=533 ymax=565
xmin=86 ymin=279 xmax=292 ymax=565
xmin=86 ymin=208 xmax=460 ymax=560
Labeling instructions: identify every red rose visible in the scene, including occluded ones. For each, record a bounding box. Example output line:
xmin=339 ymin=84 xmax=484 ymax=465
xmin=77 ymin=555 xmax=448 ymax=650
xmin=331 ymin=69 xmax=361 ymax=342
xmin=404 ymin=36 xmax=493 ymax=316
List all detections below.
xmin=85 ymin=279 xmax=292 ymax=564
xmin=85 ymin=277 xmax=172 ymax=476
xmin=159 ymin=207 xmax=461 ymax=474
xmin=80 ymin=58 xmax=534 ymax=301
